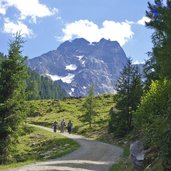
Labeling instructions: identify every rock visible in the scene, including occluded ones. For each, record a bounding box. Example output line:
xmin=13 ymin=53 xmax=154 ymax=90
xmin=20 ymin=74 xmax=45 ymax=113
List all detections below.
xmin=64 ymin=144 xmax=69 ymax=147
xmin=130 ymin=140 xmax=144 ymax=171
xmin=124 ymin=141 xmax=128 ymax=144
xmin=43 ymin=155 xmax=50 ymax=159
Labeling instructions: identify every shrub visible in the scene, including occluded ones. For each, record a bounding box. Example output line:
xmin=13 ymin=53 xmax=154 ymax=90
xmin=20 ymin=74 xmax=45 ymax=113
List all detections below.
xmin=134 ymin=80 xmax=171 ymax=167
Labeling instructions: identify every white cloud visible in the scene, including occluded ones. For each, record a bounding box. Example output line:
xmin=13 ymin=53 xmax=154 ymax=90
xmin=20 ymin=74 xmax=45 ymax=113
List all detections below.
xmin=137 ymin=16 xmax=151 ymax=26
xmin=60 ymin=20 xmax=134 ymax=46
xmin=3 ymin=18 xmax=33 ymax=37
xmin=0 ymin=0 xmax=57 ymax=23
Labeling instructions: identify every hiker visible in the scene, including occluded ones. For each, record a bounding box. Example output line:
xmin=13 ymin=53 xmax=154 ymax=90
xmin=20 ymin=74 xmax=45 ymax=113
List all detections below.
xmin=60 ymin=119 xmax=66 ymax=133
xmin=67 ymin=120 xmax=73 ymax=134
xmin=53 ymin=121 xmax=58 ymax=133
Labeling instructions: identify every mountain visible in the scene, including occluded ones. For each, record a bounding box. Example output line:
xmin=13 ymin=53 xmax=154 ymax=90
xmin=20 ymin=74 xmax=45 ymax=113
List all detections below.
xmin=27 ymin=38 xmax=128 ymax=96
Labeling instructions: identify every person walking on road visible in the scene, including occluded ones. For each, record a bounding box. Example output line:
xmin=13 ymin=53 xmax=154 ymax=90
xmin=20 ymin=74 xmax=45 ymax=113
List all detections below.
xmin=67 ymin=120 xmax=73 ymax=134
xmin=53 ymin=121 xmax=58 ymax=133
xmin=60 ymin=119 xmax=66 ymax=133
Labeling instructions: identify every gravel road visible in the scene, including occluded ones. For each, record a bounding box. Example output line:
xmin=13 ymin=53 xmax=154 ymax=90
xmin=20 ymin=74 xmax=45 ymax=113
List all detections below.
xmin=5 ymin=125 xmax=123 ymax=171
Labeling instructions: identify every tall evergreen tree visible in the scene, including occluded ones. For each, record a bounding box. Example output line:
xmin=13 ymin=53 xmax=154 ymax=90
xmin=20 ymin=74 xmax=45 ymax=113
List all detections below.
xmin=137 ymin=1 xmax=171 ymax=168
xmin=146 ymin=0 xmax=171 ymax=79
xmin=82 ymin=85 xmax=97 ymax=128
xmin=0 ymin=53 xmax=6 ymax=69
xmin=143 ymin=52 xmax=160 ymax=90
xmin=0 ymin=34 xmax=28 ymax=164
xmin=109 ymin=58 xmax=143 ymax=136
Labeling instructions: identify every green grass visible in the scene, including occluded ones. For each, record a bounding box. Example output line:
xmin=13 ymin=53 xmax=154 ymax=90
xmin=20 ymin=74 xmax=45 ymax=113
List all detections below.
xmin=0 ymin=125 xmax=79 ymax=170
xmin=27 ymin=94 xmax=114 ymax=139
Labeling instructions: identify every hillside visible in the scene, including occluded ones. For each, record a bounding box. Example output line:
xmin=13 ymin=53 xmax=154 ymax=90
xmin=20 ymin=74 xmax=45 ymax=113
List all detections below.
xmin=27 ymin=94 xmax=114 ymax=140
xmin=26 ymin=69 xmax=67 ymax=100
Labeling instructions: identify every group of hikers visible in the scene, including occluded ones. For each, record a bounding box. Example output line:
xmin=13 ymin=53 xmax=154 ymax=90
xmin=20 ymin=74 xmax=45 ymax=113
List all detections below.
xmin=53 ymin=119 xmax=73 ymax=134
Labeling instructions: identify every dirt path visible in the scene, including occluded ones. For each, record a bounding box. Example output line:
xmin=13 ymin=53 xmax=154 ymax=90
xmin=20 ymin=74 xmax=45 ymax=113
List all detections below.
xmin=5 ymin=125 xmax=123 ymax=171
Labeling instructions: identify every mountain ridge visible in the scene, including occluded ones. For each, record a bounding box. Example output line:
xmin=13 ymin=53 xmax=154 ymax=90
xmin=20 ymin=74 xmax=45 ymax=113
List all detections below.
xmin=27 ymin=38 xmax=128 ymax=96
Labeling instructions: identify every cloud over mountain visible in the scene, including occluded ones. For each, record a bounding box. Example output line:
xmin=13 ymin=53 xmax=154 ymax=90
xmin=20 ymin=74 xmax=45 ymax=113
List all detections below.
xmin=60 ymin=20 xmax=134 ymax=46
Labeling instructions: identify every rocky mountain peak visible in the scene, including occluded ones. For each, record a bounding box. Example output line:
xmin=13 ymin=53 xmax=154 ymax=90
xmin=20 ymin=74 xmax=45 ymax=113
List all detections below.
xmin=27 ymin=38 xmax=128 ymax=96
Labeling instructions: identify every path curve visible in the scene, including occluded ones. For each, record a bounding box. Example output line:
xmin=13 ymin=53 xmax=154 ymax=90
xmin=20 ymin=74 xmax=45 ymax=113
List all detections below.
xmin=5 ymin=125 xmax=123 ymax=171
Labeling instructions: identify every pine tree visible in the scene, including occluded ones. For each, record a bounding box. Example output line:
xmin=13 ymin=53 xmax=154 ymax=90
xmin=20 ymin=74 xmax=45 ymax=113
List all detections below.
xmin=0 ymin=53 xmax=6 ymax=69
xmin=0 ymin=34 xmax=28 ymax=164
xmin=146 ymin=0 xmax=171 ymax=79
xmin=26 ymin=69 xmax=67 ymax=100
xmin=141 ymin=1 xmax=171 ymax=168
xmin=143 ymin=52 xmax=160 ymax=90
xmin=82 ymin=85 xmax=97 ymax=128
xmin=109 ymin=58 xmax=143 ymax=136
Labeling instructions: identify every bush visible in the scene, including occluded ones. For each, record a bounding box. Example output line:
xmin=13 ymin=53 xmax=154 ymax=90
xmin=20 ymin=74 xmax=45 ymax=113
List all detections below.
xmin=134 ymin=80 xmax=171 ymax=167
xmin=108 ymin=107 xmax=128 ymax=137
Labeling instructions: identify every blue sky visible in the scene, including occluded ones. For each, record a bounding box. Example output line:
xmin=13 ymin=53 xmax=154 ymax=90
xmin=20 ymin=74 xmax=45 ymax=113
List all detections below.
xmin=0 ymin=0 xmax=154 ymax=63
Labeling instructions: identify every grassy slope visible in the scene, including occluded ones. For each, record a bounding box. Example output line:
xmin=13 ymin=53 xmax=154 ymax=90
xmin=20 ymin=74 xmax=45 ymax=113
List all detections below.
xmin=0 ymin=125 xmax=79 ymax=170
xmin=27 ymin=94 xmax=114 ymax=140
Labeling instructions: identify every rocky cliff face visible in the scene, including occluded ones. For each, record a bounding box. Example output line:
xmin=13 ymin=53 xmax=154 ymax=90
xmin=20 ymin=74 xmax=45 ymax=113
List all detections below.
xmin=27 ymin=38 xmax=128 ymax=96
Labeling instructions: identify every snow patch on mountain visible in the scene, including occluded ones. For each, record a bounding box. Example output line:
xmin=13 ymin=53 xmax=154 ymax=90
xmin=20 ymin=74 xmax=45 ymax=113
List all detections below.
xmin=46 ymin=73 xmax=75 ymax=84
xmin=75 ymin=55 xmax=84 ymax=60
xmin=66 ymin=64 xmax=77 ymax=71
xmin=81 ymin=60 xmax=85 ymax=65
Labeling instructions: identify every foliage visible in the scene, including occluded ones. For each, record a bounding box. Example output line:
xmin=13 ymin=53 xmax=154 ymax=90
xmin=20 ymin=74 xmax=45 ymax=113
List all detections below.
xmin=109 ymin=108 xmax=128 ymax=137
xmin=0 ymin=53 xmax=6 ymax=68
xmin=160 ymin=128 xmax=171 ymax=168
xmin=26 ymin=69 xmax=67 ymax=100
xmin=82 ymin=85 xmax=98 ymax=127
xmin=109 ymin=58 xmax=143 ymax=137
xmin=134 ymin=80 xmax=171 ymax=166
xmin=143 ymin=52 xmax=160 ymax=90
xmin=0 ymin=34 xmax=28 ymax=164
xmin=146 ymin=0 xmax=171 ymax=79
xmin=144 ymin=1 xmax=171 ymax=169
